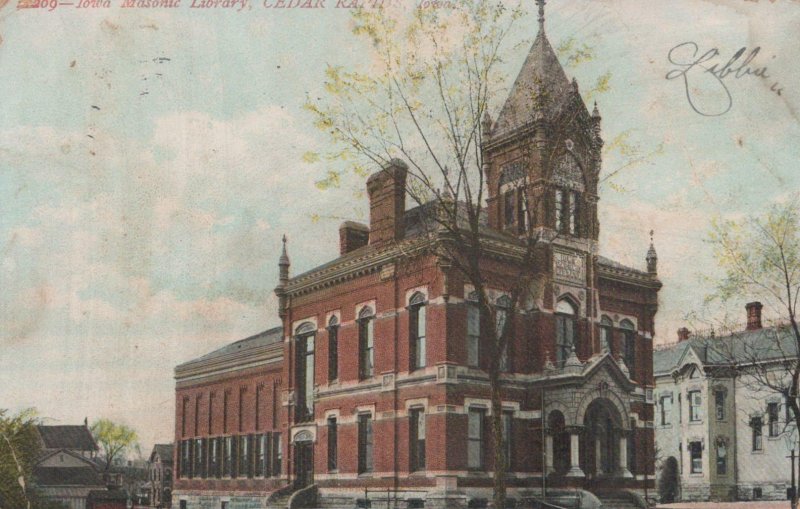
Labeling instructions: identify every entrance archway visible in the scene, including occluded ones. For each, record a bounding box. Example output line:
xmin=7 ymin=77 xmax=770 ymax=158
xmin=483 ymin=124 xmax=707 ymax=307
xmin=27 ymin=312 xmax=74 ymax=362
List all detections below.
xmin=547 ymin=410 xmax=570 ymax=475
xmin=582 ymin=398 xmax=623 ymax=478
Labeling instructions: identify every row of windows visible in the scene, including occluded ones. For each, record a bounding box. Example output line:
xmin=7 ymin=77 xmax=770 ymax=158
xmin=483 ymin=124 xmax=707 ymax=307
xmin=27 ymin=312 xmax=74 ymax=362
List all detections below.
xmin=500 ymin=187 xmax=581 ymax=238
xmin=177 ymin=433 xmax=282 ymax=480
xmin=658 ymin=389 xmax=713 ymax=426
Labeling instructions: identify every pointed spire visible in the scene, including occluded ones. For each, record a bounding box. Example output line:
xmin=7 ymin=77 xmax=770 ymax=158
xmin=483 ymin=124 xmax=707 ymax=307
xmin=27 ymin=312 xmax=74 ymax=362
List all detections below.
xmin=279 ymin=234 xmax=290 ymax=284
xmin=481 ymin=109 xmax=493 ymax=137
xmin=646 ymin=229 xmax=658 ymax=274
xmin=537 ymin=0 xmax=546 ymax=33
xmin=592 ymin=101 xmax=600 ymax=119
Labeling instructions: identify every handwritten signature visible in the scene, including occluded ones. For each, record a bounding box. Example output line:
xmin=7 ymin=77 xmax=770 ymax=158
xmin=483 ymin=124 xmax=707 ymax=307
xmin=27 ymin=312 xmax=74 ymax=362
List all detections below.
xmin=666 ymin=42 xmax=783 ymax=116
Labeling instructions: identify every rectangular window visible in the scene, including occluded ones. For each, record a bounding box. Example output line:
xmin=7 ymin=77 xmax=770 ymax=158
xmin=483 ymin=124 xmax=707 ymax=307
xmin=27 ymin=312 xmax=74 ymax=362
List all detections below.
xmin=223 ymin=436 xmax=233 ymax=477
xmin=715 ymin=390 xmax=725 ymax=421
xmin=568 ymin=191 xmax=578 ymax=235
xmin=409 ymin=408 xmax=426 ymax=472
xmin=193 ymin=439 xmax=205 ymax=478
xmin=328 ymin=325 xmax=339 ymax=381
xmin=555 ymin=189 xmax=564 ymax=232
xmin=752 ymin=417 xmax=763 ymax=451
xmin=555 ymin=314 xmax=574 ymax=368
xmin=238 ymin=435 xmax=252 ymax=478
xmin=295 ymin=333 xmax=315 ymax=422
xmin=358 ymin=414 xmax=373 ymax=474
xmin=255 ymin=435 xmax=265 ymax=477
xmin=209 ymin=438 xmax=220 ymax=478
xmin=660 ymin=394 xmax=672 ymax=426
xmin=359 ymin=317 xmax=375 ymax=379
xmin=769 ymin=403 xmax=780 ymax=437
xmin=180 ymin=440 xmax=191 ymax=479
xmin=327 ymin=417 xmax=338 ymax=471
xmin=716 ymin=442 xmax=727 ymax=475
xmin=689 ymin=441 xmax=702 ymax=473
xmin=467 ymin=408 xmax=485 ymax=470
xmin=689 ymin=391 xmax=702 ymax=422
xmin=467 ymin=302 xmax=480 ymax=367
xmin=410 ymin=303 xmax=426 ymax=370
xmin=517 ymin=190 xmax=529 ymax=234
xmin=678 ymin=393 xmax=682 ymax=423
xmin=272 ymin=433 xmax=282 ymax=476
xmin=504 ymin=190 xmax=515 ymax=228
xmin=502 ymin=411 xmax=513 ymax=470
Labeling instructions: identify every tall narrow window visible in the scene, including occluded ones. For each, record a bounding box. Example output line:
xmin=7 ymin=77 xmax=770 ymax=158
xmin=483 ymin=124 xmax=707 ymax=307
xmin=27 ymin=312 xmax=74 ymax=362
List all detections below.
xmin=568 ymin=191 xmax=579 ymax=235
xmin=715 ymin=390 xmax=725 ymax=421
xmin=238 ymin=435 xmax=251 ymax=478
xmin=599 ymin=316 xmax=613 ymax=354
xmin=517 ymin=190 xmax=529 ymax=234
xmin=504 ymin=190 xmax=515 ymax=228
xmin=255 ymin=435 xmax=265 ymax=477
xmin=467 ymin=408 xmax=485 ymax=470
xmin=328 ymin=316 xmax=339 ymax=382
xmin=327 ymin=416 xmax=338 ymax=471
xmin=180 ymin=440 xmax=191 ymax=479
xmin=496 ymin=295 xmax=511 ymax=372
xmin=678 ymin=393 xmax=683 ymax=423
xmin=409 ymin=293 xmax=427 ymax=370
xmin=272 ymin=433 xmax=282 ymax=476
xmin=294 ymin=322 xmax=315 ymax=422
xmin=769 ymin=403 xmax=780 ymax=437
xmin=689 ymin=391 xmax=702 ymax=422
xmin=555 ymin=299 xmax=577 ymax=367
xmin=223 ymin=436 xmax=233 ymax=477
xmin=660 ymin=394 xmax=673 ymax=426
xmin=358 ymin=414 xmax=373 ymax=474
xmin=358 ymin=307 xmax=375 ymax=379
xmin=620 ymin=320 xmax=635 ymax=372
xmin=502 ymin=411 xmax=513 ymax=470
xmin=209 ymin=438 xmax=220 ymax=478
xmin=716 ymin=440 xmax=727 ymax=475
xmin=689 ymin=441 xmax=702 ymax=473
xmin=752 ymin=417 xmax=763 ymax=450
xmin=409 ymin=408 xmax=426 ymax=472
xmin=466 ymin=293 xmax=480 ymax=368
xmin=555 ymin=189 xmax=564 ymax=233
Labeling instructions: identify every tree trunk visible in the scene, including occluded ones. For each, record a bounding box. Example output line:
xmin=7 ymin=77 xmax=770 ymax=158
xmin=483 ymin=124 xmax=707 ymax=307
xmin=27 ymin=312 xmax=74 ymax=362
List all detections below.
xmin=491 ymin=369 xmax=506 ymax=509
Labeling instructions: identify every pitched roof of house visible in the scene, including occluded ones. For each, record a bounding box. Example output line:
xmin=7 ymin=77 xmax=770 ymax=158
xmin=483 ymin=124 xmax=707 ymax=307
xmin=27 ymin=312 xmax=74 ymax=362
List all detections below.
xmin=654 ymin=325 xmax=798 ymax=375
xmin=37 ymin=425 xmax=98 ymax=451
xmin=34 ymin=466 xmax=103 ymax=487
xmin=151 ymin=444 xmax=174 ymax=463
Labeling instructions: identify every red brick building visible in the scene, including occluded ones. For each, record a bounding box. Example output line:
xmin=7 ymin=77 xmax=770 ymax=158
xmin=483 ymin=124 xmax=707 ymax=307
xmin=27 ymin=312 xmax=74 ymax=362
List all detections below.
xmin=174 ymin=4 xmax=661 ymax=508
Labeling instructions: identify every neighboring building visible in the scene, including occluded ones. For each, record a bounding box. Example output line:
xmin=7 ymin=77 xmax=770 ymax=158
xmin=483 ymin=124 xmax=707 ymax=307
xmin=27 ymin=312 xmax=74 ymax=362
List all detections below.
xmin=654 ymin=302 xmax=797 ymax=502
xmin=173 ymin=327 xmax=286 ymax=507
xmin=87 ymin=489 xmax=130 ymax=509
xmin=173 ymin=2 xmax=664 ymax=508
xmin=148 ymin=444 xmax=174 ymax=508
xmin=37 ymin=423 xmax=99 ymax=459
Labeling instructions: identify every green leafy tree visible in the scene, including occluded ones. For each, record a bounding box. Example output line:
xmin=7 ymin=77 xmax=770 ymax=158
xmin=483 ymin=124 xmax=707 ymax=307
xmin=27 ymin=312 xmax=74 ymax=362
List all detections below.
xmin=0 ymin=408 xmax=40 ymax=509
xmin=90 ymin=419 xmax=139 ymax=472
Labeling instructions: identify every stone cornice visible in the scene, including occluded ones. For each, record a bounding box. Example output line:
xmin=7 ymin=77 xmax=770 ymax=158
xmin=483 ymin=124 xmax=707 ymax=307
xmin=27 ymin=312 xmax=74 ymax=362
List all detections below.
xmin=597 ymin=262 xmax=662 ymax=290
xmin=175 ymin=343 xmax=283 ymax=384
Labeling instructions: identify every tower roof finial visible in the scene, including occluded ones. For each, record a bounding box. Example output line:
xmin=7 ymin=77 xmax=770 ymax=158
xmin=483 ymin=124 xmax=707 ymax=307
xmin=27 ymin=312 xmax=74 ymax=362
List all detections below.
xmin=537 ymin=0 xmax=546 ymax=33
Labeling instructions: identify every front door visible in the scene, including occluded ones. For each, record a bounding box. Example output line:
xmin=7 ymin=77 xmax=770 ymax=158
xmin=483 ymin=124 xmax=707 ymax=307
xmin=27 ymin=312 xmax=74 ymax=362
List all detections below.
xmin=294 ymin=441 xmax=314 ymax=488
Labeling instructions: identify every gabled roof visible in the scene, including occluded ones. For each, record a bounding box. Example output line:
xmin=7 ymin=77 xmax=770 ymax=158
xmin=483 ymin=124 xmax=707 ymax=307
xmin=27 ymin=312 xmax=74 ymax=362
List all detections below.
xmin=151 ymin=443 xmax=174 ymax=464
xmin=37 ymin=425 xmax=98 ymax=451
xmin=176 ymin=326 xmax=282 ymax=370
xmin=494 ymin=28 xmax=578 ymax=134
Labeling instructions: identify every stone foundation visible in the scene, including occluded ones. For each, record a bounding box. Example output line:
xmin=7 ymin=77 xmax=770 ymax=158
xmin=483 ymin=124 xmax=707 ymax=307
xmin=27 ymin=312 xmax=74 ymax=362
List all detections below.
xmin=174 ymin=492 xmax=267 ymax=509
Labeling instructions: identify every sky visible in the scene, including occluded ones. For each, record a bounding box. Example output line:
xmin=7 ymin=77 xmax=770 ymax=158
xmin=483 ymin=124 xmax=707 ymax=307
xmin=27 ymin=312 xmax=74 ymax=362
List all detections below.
xmin=1 ymin=0 xmax=799 ymax=454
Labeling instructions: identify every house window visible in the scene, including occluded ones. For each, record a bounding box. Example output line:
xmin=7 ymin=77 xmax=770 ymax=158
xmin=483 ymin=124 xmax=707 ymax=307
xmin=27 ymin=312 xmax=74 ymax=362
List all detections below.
xmin=599 ymin=316 xmax=613 ymax=354
xmin=294 ymin=322 xmax=316 ymax=422
xmin=517 ymin=190 xmax=529 ymax=234
xmin=716 ymin=441 xmax=727 ymax=475
xmin=689 ymin=391 xmax=702 ymax=422
xmin=502 ymin=411 xmax=513 ymax=470
xmin=209 ymin=438 xmax=220 ymax=478
xmin=467 ymin=408 xmax=485 ymax=470
xmin=327 ymin=416 xmax=338 ymax=471
xmin=504 ymin=190 xmax=515 ymax=228
xmin=358 ymin=414 xmax=374 ymax=474
xmin=715 ymin=390 xmax=725 ymax=421
xmin=358 ymin=307 xmax=375 ymax=379
xmin=769 ymin=402 xmax=780 ymax=437
xmin=239 ymin=435 xmax=252 ymax=478
xmin=620 ymin=320 xmax=635 ymax=372
xmin=409 ymin=408 xmax=426 ymax=472
xmin=555 ymin=299 xmax=577 ymax=368
xmin=180 ymin=440 xmax=191 ymax=479
xmin=495 ymin=295 xmax=511 ymax=372
xmin=272 ymin=433 xmax=282 ymax=476
xmin=255 ymin=434 xmax=265 ymax=477
xmin=751 ymin=417 xmax=763 ymax=451
xmin=223 ymin=436 xmax=234 ymax=477
xmin=193 ymin=438 xmax=204 ymax=478
xmin=660 ymin=394 xmax=673 ymax=426
xmin=466 ymin=292 xmax=480 ymax=367
xmin=409 ymin=293 xmax=427 ymax=370
xmin=328 ymin=316 xmax=339 ymax=382
xmin=689 ymin=441 xmax=702 ymax=473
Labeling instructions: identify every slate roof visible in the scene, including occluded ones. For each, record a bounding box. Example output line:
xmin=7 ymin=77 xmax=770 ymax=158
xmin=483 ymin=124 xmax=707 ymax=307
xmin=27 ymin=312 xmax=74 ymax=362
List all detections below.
xmin=176 ymin=326 xmax=282 ymax=369
xmin=151 ymin=444 xmax=174 ymax=464
xmin=494 ymin=28 xmax=579 ymax=134
xmin=597 ymin=255 xmax=649 ymax=277
xmin=654 ymin=325 xmax=798 ymax=375
xmin=34 ymin=466 xmax=103 ymax=487
xmin=37 ymin=425 xmax=98 ymax=451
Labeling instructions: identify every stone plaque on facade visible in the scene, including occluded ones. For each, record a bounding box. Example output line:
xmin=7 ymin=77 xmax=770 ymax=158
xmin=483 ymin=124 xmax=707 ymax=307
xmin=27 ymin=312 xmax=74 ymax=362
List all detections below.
xmin=553 ymin=250 xmax=586 ymax=284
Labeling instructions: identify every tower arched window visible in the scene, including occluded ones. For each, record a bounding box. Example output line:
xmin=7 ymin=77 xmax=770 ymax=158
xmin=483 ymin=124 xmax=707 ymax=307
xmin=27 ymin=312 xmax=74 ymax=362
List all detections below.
xmin=555 ymin=188 xmax=579 ymax=236
xmin=409 ymin=292 xmax=427 ymax=370
xmin=555 ymin=299 xmax=577 ymax=367
xmin=599 ymin=315 xmax=613 ymax=354
xmin=327 ymin=315 xmax=339 ymax=382
xmin=294 ymin=322 xmax=316 ymax=422
xmin=620 ymin=319 xmax=635 ymax=372
xmin=358 ymin=307 xmax=375 ymax=379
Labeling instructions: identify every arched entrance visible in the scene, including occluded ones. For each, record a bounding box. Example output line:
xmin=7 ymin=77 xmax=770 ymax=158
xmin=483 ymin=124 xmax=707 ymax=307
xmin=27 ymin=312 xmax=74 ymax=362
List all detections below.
xmin=293 ymin=430 xmax=314 ymax=488
xmin=582 ymin=398 xmax=624 ymax=478
xmin=659 ymin=456 xmax=680 ymax=503
xmin=547 ymin=410 xmax=570 ymax=475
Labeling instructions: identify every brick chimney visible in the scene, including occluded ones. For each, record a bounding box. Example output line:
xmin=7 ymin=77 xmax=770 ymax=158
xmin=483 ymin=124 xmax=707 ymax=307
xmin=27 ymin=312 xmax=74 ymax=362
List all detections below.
xmin=677 ymin=327 xmax=690 ymax=342
xmin=746 ymin=301 xmax=763 ymax=330
xmin=339 ymin=221 xmax=369 ymax=255
xmin=367 ymin=159 xmax=408 ymax=247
